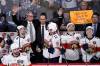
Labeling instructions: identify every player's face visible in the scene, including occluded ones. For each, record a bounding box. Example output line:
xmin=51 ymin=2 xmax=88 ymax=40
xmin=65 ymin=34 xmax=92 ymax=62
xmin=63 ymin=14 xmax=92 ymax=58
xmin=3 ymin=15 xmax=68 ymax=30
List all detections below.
xmin=67 ymin=24 xmax=75 ymax=31
xmin=48 ymin=29 xmax=54 ymax=35
xmin=12 ymin=48 xmax=20 ymax=56
xmin=40 ymin=15 xmax=46 ymax=24
xmin=19 ymin=27 xmax=26 ymax=35
xmin=86 ymin=29 xmax=93 ymax=37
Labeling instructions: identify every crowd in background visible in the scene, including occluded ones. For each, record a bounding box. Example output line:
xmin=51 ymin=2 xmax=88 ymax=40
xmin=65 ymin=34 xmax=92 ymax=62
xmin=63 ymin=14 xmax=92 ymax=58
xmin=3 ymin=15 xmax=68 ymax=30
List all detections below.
xmin=0 ymin=0 xmax=100 ymax=31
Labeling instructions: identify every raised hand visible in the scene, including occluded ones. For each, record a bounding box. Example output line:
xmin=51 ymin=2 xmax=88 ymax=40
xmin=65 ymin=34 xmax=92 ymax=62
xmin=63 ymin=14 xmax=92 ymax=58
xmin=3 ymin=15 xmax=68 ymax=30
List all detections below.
xmin=12 ymin=5 xmax=20 ymax=15
xmin=58 ymin=8 xmax=63 ymax=16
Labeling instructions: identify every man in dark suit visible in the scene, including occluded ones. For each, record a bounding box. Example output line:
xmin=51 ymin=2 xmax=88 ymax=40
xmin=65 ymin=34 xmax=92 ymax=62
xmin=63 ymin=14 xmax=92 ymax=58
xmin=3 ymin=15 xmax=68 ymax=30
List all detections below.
xmin=96 ymin=23 xmax=100 ymax=38
xmin=21 ymin=10 xmax=39 ymax=53
xmin=92 ymin=12 xmax=100 ymax=38
xmin=12 ymin=10 xmax=40 ymax=63
xmin=36 ymin=13 xmax=49 ymax=63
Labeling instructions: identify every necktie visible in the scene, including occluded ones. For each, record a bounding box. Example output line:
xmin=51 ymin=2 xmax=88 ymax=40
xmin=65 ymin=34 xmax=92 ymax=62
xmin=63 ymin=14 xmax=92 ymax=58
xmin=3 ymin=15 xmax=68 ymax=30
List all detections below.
xmin=30 ymin=23 xmax=33 ymax=42
xmin=41 ymin=26 xmax=44 ymax=44
xmin=93 ymin=24 xmax=97 ymax=35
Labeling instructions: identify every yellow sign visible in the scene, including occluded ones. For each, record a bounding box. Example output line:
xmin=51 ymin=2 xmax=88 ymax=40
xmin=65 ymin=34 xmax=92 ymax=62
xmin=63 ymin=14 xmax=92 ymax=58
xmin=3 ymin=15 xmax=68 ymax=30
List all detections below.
xmin=70 ymin=10 xmax=93 ymax=24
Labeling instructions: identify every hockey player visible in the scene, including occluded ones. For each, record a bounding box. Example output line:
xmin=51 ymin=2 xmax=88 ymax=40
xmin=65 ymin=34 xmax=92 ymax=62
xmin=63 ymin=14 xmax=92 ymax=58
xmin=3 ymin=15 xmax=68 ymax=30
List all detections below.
xmin=1 ymin=43 xmax=31 ymax=66
xmin=13 ymin=25 xmax=32 ymax=60
xmin=0 ymin=35 xmax=4 ymax=63
xmin=0 ymin=34 xmax=10 ymax=63
xmin=43 ymin=22 xmax=61 ymax=63
xmin=80 ymin=26 xmax=100 ymax=62
xmin=60 ymin=23 xmax=82 ymax=63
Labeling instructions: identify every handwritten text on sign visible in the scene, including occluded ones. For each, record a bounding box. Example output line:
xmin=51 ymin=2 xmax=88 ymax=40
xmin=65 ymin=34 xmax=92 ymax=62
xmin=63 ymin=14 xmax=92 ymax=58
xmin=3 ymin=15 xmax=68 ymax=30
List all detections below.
xmin=70 ymin=10 xmax=93 ymax=24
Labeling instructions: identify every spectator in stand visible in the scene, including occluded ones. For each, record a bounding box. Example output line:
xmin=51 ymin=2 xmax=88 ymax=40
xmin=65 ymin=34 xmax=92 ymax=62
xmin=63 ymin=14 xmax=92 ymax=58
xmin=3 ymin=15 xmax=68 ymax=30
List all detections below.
xmin=27 ymin=0 xmax=44 ymax=19
xmin=78 ymin=1 xmax=91 ymax=10
xmin=46 ymin=0 xmax=55 ymax=8
xmin=11 ymin=4 xmax=22 ymax=26
xmin=52 ymin=7 xmax=64 ymax=30
xmin=60 ymin=12 xmax=70 ymax=31
xmin=0 ymin=0 xmax=14 ymax=21
xmin=92 ymin=0 xmax=100 ymax=15
xmin=75 ymin=1 xmax=92 ymax=31
xmin=0 ymin=13 xmax=17 ymax=32
xmin=61 ymin=0 xmax=78 ymax=11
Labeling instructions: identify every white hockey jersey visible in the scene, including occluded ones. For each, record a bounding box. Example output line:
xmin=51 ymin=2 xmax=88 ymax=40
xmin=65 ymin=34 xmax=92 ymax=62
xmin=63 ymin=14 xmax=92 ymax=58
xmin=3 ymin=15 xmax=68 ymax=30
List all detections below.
xmin=80 ymin=37 xmax=100 ymax=62
xmin=61 ymin=32 xmax=81 ymax=60
xmin=1 ymin=53 xmax=30 ymax=66
xmin=43 ymin=33 xmax=61 ymax=58
xmin=13 ymin=34 xmax=32 ymax=60
xmin=14 ymin=34 xmax=31 ymax=48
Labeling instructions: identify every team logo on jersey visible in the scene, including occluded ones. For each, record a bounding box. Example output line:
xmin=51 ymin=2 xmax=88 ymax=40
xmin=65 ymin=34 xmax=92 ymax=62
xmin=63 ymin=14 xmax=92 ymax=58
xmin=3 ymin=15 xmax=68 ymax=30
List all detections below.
xmin=17 ymin=60 xmax=24 ymax=64
xmin=76 ymin=37 xmax=79 ymax=40
xmin=54 ymin=35 xmax=58 ymax=38
xmin=93 ymin=41 xmax=96 ymax=44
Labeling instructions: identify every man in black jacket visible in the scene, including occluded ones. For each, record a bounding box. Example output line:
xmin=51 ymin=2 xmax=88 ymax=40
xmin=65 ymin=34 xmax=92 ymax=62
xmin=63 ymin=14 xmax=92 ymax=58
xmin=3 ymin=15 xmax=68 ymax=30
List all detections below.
xmin=92 ymin=12 xmax=100 ymax=38
xmin=36 ymin=13 xmax=49 ymax=63
xmin=12 ymin=10 xmax=40 ymax=63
